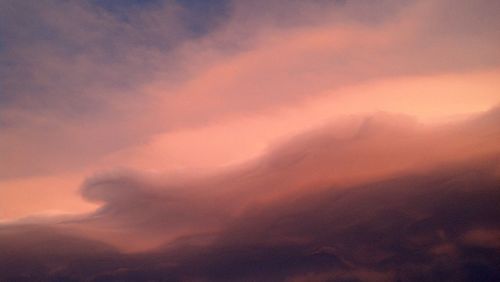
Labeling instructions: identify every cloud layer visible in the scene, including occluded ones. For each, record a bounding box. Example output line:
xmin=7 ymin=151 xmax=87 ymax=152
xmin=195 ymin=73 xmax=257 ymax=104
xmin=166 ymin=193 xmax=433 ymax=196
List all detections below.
xmin=1 ymin=0 xmax=500 ymax=281
xmin=2 ymin=107 xmax=500 ymax=281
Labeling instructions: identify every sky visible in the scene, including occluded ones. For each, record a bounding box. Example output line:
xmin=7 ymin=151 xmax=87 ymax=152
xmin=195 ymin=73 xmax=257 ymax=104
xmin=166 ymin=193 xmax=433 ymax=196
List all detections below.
xmin=1 ymin=0 xmax=500 ymax=281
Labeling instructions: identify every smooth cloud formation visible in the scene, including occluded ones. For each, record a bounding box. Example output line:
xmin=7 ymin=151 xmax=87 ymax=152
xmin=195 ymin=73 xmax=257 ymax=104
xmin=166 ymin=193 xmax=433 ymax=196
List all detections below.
xmin=1 ymin=0 xmax=500 ymax=281
xmin=2 ymin=107 xmax=500 ymax=281
xmin=1 ymin=0 xmax=500 ymax=180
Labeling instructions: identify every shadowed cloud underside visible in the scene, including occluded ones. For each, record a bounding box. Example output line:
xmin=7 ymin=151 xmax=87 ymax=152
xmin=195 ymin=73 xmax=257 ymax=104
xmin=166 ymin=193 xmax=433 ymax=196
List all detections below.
xmin=1 ymin=0 xmax=500 ymax=281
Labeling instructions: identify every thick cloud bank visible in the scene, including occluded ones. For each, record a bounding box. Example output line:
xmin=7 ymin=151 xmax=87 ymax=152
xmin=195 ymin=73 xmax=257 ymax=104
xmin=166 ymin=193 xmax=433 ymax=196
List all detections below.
xmin=2 ymin=1 xmax=500 ymax=280
xmin=1 ymin=107 xmax=500 ymax=281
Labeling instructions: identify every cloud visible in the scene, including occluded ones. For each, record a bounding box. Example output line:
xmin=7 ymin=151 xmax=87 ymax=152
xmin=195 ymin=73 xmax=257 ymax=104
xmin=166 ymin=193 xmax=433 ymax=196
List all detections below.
xmin=70 ymin=108 xmax=500 ymax=247
xmin=1 ymin=0 xmax=500 ymax=181
xmin=2 ymin=107 xmax=500 ymax=280
xmin=2 ymin=1 xmax=500 ymax=280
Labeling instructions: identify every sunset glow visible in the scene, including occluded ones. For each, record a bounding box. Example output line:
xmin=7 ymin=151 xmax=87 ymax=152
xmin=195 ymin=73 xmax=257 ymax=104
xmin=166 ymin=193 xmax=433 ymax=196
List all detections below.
xmin=1 ymin=0 xmax=500 ymax=281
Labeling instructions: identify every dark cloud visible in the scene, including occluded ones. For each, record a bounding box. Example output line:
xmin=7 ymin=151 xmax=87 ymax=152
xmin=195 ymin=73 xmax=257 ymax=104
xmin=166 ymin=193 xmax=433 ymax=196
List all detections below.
xmin=2 ymin=0 xmax=500 ymax=279
xmin=1 ymin=156 xmax=499 ymax=281
xmin=0 ymin=225 xmax=119 ymax=282
xmin=1 ymin=107 xmax=500 ymax=281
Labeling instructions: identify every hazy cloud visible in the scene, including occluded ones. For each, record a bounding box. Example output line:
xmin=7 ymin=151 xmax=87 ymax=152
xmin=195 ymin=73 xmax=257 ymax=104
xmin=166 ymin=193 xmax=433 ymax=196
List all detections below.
xmin=2 ymin=1 xmax=500 ymax=280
